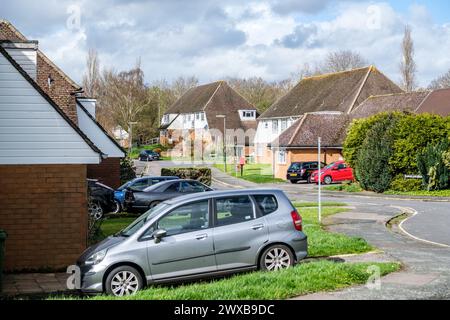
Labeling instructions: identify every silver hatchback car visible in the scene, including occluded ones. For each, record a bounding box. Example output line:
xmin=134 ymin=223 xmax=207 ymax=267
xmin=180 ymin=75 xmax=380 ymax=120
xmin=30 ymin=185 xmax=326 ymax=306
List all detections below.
xmin=76 ymin=189 xmax=308 ymax=296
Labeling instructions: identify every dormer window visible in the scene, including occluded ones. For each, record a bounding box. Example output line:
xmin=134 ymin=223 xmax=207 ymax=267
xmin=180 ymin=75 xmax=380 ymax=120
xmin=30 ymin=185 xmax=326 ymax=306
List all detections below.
xmin=243 ymin=111 xmax=255 ymax=118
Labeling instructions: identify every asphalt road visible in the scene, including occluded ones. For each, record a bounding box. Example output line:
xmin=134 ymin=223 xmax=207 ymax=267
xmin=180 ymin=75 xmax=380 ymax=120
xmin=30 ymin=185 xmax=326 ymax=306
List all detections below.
xmin=135 ymin=159 xmax=450 ymax=247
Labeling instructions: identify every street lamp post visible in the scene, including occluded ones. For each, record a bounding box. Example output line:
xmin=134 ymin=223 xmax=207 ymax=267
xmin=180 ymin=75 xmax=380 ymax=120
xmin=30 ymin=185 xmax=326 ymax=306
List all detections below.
xmin=216 ymin=115 xmax=227 ymax=172
xmin=128 ymin=121 xmax=138 ymax=154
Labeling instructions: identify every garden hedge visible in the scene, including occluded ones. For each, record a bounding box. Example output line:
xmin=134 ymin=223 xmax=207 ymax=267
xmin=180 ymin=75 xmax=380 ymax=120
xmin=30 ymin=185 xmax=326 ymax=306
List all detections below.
xmin=161 ymin=167 xmax=212 ymax=186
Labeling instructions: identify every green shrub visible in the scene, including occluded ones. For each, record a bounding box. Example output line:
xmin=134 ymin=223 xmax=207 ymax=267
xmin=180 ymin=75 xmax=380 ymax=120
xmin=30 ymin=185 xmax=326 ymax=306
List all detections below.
xmin=417 ymin=139 xmax=449 ymax=191
xmin=120 ymin=157 xmax=136 ymax=184
xmin=161 ymin=167 xmax=212 ymax=186
xmin=343 ymin=112 xmax=403 ymax=169
xmin=356 ymin=114 xmax=398 ymax=193
xmin=389 ymin=175 xmax=423 ymax=192
xmin=390 ymin=114 xmax=449 ymax=175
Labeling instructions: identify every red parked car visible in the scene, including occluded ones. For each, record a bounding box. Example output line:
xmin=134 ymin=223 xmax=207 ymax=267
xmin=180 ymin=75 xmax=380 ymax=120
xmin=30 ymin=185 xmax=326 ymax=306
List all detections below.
xmin=310 ymin=160 xmax=354 ymax=185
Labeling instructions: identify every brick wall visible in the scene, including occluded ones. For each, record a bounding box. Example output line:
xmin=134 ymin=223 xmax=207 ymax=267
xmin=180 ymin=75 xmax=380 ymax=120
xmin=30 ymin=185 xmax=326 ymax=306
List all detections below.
xmin=274 ymin=149 xmax=343 ymax=180
xmin=36 ymin=53 xmax=79 ymax=125
xmin=0 ymin=165 xmax=88 ymax=271
xmin=87 ymin=157 xmax=121 ymax=189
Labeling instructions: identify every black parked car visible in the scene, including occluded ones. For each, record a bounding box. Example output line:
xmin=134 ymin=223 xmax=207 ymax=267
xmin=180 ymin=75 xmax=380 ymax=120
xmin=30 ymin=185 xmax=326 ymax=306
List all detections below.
xmin=87 ymin=179 xmax=118 ymax=219
xmin=287 ymin=161 xmax=326 ymax=184
xmin=124 ymin=179 xmax=213 ymax=213
xmin=138 ymin=150 xmax=160 ymax=161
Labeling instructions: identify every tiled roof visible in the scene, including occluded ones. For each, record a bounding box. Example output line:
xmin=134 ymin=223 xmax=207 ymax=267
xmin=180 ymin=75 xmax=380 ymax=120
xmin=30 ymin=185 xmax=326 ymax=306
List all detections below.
xmin=416 ymin=88 xmax=450 ymax=117
xmin=352 ymin=91 xmax=431 ymax=118
xmin=260 ymin=66 xmax=403 ymax=119
xmin=273 ymin=112 xmax=351 ymax=148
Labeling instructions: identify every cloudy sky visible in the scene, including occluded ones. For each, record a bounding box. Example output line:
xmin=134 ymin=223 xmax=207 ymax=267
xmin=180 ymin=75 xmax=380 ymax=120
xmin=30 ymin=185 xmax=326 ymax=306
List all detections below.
xmin=2 ymin=0 xmax=450 ymax=87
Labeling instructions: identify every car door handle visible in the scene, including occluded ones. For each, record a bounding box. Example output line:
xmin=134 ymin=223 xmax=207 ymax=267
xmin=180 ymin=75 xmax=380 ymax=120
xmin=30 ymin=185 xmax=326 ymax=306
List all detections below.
xmin=251 ymin=224 xmax=265 ymax=230
xmin=195 ymin=234 xmax=208 ymax=240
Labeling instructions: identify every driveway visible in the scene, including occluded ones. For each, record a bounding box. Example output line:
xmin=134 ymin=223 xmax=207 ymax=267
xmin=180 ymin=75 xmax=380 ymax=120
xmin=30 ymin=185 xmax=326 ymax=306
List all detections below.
xmin=141 ymin=160 xmax=450 ymax=299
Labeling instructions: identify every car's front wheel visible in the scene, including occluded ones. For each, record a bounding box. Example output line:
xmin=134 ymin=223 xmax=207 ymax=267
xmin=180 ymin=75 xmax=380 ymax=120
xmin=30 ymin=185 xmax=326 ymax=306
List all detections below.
xmin=105 ymin=266 xmax=144 ymax=296
xmin=88 ymin=201 xmax=104 ymax=220
xmin=323 ymin=176 xmax=333 ymax=185
xmin=260 ymin=245 xmax=294 ymax=271
xmin=112 ymin=200 xmax=121 ymax=214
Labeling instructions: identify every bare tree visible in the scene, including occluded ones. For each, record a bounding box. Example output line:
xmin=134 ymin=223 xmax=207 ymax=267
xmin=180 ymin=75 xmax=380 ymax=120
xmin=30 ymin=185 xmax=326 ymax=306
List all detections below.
xmin=82 ymin=48 xmax=101 ymax=98
xmin=171 ymin=76 xmax=199 ymax=98
xmin=100 ymin=61 xmax=152 ymax=136
xmin=399 ymin=25 xmax=417 ymax=92
xmin=429 ymin=69 xmax=450 ymax=90
xmin=321 ymin=50 xmax=368 ymax=73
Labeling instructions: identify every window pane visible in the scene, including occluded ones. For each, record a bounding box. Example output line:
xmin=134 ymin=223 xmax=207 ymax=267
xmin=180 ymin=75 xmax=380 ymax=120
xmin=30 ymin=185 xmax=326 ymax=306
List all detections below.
xmin=253 ymin=195 xmax=278 ymax=215
xmin=132 ymin=179 xmax=149 ymax=190
xmin=216 ymin=196 xmax=254 ymax=227
xmin=158 ymin=201 xmax=209 ymax=236
xmin=165 ymin=182 xmax=180 ymax=192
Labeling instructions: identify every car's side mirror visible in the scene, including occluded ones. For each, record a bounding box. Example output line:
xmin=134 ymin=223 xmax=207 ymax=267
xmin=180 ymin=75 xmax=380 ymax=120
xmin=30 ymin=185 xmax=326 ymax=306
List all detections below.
xmin=152 ymin=229 xmax=167 ymax=244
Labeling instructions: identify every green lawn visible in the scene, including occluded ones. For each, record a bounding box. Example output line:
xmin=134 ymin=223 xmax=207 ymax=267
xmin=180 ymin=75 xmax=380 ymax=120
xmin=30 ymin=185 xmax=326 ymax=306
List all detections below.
xmin=384 ymin=189 xmax=450 ymax=197
xmin=323 ymin=183 xmax=364 ymax=193
xmin=297 ymin=205 xmax=373 ymax=257
xmin=100 ymin=217 xmax=136 ymax=237
xmin=214 ymin=163 xmax=285 ymax=184
xmin=60 ymin=260 xmax=398 ymax=300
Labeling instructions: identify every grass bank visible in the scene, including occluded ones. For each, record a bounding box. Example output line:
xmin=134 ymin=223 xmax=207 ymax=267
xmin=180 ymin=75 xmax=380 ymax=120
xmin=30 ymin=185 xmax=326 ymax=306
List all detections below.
xmin=214 ymin=163 xmax=285 ymax=184
xmin=81 ymin=260 xmax=399 ymax=300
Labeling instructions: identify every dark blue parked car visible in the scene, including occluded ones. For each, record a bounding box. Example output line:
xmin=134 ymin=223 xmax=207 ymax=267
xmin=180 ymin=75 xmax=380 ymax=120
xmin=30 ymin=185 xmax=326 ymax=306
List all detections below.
xmin=114 ymin=176 xmax=179 ymax=212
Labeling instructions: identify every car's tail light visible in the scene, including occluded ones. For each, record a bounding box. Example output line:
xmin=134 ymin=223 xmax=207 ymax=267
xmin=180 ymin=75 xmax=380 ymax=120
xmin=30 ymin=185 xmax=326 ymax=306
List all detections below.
xmin=290 ymin=209 xmax=303 ymax=231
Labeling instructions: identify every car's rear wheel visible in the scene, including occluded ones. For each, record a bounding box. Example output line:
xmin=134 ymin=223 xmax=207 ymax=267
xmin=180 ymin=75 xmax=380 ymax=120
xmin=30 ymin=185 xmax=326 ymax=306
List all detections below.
xmin=260 ymin=245 xmax=294 ymax=271
xmin=324 ymin=176 xmax=333 ymax=185
xmin=105 ymin=266 xmax=143 ymax=296
xmin=88 ymin=201 xmax=104 ymax=220
xmin=307 ymin=175 xmax=312 ymax=184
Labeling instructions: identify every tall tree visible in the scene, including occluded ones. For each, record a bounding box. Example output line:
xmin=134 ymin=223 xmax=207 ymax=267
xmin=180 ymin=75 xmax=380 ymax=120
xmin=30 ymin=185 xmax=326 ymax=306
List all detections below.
xmin=171 ymin=76 xmax=199 ymax=99
xmin=82 ymin=48 xmax=101 ymax=98
xmin=399 ymin=25 xmax=417 ymax=92
xmin=321 ymin=50 xmax=368 ymax=73
xmin=429 ymin=69 xmax=450 ymax=89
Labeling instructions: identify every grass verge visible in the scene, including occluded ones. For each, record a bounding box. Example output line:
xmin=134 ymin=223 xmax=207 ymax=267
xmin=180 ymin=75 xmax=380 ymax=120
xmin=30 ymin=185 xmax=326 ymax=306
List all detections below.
xmin=297 ymin=205 xmax=373 ymax=257
xmin=384 ymin=189 xmax=450 ymax=197
xmin=214 ymin=163 xmax=285 ymax=184
xmin=323 ymin=183 xmax=364 ymax=193
xmin=60 ymin=261 xmax=399 ymax=300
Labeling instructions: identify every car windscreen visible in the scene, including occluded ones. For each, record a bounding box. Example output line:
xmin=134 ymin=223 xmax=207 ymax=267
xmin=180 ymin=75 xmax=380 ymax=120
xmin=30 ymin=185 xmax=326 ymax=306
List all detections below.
xmin=288 ymin=163 xmax=301 ymax=171
xmin=324 ymin=162 xmax=336 ymax=170
xmin=118 ymin=203 xmax=169 ymax=237
xmin=117 ymin=181 xmax=131 ymax=191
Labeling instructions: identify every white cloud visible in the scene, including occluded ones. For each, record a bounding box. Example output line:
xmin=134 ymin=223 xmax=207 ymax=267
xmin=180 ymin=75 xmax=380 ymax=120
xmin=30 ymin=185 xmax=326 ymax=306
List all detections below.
xmin=3 ymin=0 xmax=450 ymax=88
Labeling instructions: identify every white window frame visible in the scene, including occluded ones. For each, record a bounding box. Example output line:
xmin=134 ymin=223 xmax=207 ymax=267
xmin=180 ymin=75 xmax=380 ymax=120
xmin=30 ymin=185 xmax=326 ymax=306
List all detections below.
xmin=281 ymin=119 xmax=287 ymax=131
xmin=201 ymin=112 xmax=205 ymax=121
xmin=272 ymin=120 xmax=278 ymax=134
xmin=264 ymin=121 xmax=269 ymax=129
xmin=278 ymin=150 xmax=287 ymax=164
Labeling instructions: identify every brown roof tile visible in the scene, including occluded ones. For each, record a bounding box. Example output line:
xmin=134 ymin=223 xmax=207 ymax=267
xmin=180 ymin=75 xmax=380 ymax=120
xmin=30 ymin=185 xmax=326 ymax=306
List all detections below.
xmin=274 ymin=113 xmax=351 ymax=148
xmin=260 ymin=66 xmax=402 ymax=119
xmin=416 ymin=88 xmax=450 ymax=116
xmin=352 ymin=91 xmax=430 ymax=118
xmin=165 ymin=81 xmax=257 ymax=132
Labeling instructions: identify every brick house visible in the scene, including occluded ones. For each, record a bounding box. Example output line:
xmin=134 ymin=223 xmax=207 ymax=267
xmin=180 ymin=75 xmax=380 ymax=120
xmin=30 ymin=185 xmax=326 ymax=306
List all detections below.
xmin=255 ymin=66 xmax=403 ymax=167
xmin=0 ymin=21 xmax=124 ymax=271
xmin=160 ymin=81 xmax=258 ymax=160
xmin=0 ymin=20 xmax=125 ymax=189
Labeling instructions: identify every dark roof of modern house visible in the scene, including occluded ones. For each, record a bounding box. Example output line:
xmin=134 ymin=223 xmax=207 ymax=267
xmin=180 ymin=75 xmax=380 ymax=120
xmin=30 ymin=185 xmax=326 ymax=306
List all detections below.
xmin=164 ymin=80 xmax=257 ymax=132
xmin=272 ymin=112 xmax=351 ymax=148
xmin=352 ymin=91 xmax=431 ymax=118
xmin=260 ymin=66 xmax=403 ymax=119
xmin=0 ymin=45 xmax=102 ymax=156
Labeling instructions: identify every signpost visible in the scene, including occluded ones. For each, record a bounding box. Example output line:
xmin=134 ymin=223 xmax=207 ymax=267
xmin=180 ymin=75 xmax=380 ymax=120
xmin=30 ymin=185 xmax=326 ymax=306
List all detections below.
xmin=318 ymin=137 xmax=322 ymax=224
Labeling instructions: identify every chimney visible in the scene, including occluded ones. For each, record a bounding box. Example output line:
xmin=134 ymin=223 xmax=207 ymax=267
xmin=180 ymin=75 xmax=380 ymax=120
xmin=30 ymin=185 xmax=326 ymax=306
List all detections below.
xmin=77 ymin=97 xmax=97 ymax=118
xmin=1 ymin=40 xmax=38 ymax=80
